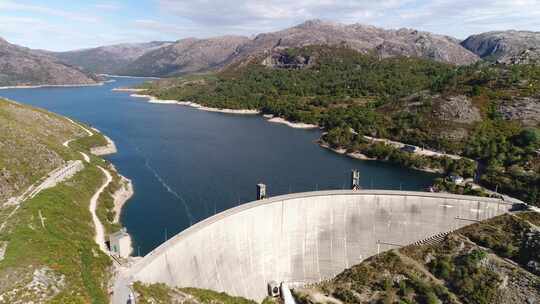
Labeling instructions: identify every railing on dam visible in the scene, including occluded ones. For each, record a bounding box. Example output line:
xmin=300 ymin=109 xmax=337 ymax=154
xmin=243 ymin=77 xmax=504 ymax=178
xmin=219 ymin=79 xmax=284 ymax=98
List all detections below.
xmin=121 ymin=190 xmax=521 ymax=302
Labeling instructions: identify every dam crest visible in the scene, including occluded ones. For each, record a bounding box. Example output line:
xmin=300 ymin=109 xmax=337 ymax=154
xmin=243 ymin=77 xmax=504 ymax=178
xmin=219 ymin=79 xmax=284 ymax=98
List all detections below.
xmin=117 ymin=190 xmax=518 ymax=302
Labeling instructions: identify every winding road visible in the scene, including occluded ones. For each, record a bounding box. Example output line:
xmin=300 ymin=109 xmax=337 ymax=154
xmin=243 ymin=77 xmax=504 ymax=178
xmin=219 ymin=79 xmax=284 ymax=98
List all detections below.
xmin=90 ymin=166 xmax=112 ymax=254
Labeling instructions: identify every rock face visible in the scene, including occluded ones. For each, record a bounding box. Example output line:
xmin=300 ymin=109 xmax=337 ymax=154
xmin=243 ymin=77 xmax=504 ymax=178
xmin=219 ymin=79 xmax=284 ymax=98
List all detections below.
xmin=261 ymin=51 xmax=314 ymax=69
xmin=498 ymin=97 xmax=540 ymax=126
xmin=235 ymin=20 xmax=479 ymax=66
xmin=434 ymin=95 xmax=482 ymax=124
xmin=462 ymin=30 xmax=540 ymax=64
xmin=54 ymin=41 xmax=172 ymax=74
xmin=118 ymin=36 xmax=250 ymax=77
xmin=0 ymin=37 xmax=99 ymax=86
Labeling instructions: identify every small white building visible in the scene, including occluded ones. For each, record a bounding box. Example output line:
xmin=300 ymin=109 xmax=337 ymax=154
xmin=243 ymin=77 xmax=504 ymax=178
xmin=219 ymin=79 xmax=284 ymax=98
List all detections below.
xmin=450 ymin=175 xmax=464 ymax=185
xmin=109 ymin=228 xmax=131 ymax=258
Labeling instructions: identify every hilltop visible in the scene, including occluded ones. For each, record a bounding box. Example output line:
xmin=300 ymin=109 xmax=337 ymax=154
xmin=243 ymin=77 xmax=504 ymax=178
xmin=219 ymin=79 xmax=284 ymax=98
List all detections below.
xmin=0 ymin=38 xmax=99 ymax=87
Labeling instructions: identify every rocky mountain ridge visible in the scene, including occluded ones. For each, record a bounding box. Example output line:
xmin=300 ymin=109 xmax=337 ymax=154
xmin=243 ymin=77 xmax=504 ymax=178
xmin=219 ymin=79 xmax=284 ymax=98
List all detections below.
xmin=49 ymin=20 xmax=481 ymax=77
xmin=117 ymin=36 xmax=250 ymax=77
xmin=0 ymin=38 xmax=99 ymax=87
xmin=237 ymin=20 xmax=479 ymax=66
xmin=462 ymin=30 xmax=540 ymax=64
xmin=54 ymin=41 xmax=173 ymax=74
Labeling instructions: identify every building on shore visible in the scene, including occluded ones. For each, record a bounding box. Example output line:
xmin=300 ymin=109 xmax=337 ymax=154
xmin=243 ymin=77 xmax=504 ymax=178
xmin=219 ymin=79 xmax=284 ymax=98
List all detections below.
xmin=109 ymin=228 xmax=131 ymax=258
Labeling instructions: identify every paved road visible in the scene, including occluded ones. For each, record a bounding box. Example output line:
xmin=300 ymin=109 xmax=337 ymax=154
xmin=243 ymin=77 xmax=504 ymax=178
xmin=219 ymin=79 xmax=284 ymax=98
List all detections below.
xmin=364 ymin=136 xmax=463 ymax=160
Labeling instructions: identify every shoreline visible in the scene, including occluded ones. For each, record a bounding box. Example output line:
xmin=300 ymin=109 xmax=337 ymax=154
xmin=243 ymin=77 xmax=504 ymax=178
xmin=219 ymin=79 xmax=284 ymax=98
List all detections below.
xmin=87 ymin=129 xmax=134 ymax=255
xmin=90 ymin=127 xmax=118 ymax=156
xmin=99 ymin=74 xmax=160 ymax=79
xmin=265 ymin=115 xmax=319 ymax=129
xmin=125 ymin=93 xmax=321 ymax=125
xmin=64 ymin=120 xmax=134 ymax=254
xmin=319 ymin=142 xmax=375 ymax=161
xmin=130 ymin=93 xmax=261 ymax=115
xmin=110 ymin=167 xmax=135 ymax=224
xmin=111 ymin=87 xmax=147 ymax=92
xmin=0 ymin=82 xmax=105 ymax=90
xmin=318 ymin=141 xmax=444 ymax=174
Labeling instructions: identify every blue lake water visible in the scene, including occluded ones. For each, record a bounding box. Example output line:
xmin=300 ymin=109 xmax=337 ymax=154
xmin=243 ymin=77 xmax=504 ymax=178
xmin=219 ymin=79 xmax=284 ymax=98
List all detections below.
xmin=0 ymin=77 xmax=438 ymax=254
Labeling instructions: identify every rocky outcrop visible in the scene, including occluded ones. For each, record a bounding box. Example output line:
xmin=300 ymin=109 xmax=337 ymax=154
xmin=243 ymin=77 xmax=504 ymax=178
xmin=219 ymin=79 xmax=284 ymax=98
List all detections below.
xmin=53 ymin=41 xmax=172 ymax=74
xmin=118 ymin=36 xmax=250 ymax=77
xmin=462 ymin=30 xmax=540 ymax=64
xmin=235 ymin=20 xmax=479 ymax=66
xmin=434 ymin=95 xmax=482 ymax=124
xmin=261 ymin=51 xmax=314 ymax=69
xmin=0 ymin=37 xmax=99 ymax=87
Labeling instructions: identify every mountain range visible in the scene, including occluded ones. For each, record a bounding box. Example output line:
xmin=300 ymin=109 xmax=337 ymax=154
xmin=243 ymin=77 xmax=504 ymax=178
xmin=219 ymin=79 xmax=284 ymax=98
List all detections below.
xmin=1 ymin=20 xmax=540 ymax=85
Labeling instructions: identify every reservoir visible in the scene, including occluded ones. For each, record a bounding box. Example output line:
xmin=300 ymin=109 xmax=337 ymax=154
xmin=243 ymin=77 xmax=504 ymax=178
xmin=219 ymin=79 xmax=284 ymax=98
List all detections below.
xmin=0 ymin=77 xmax=438 ymax=254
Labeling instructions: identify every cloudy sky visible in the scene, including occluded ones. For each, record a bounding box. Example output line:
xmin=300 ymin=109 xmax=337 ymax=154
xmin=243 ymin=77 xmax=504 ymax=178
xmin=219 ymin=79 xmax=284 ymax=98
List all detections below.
xmin=1 ymin=0 xmax=539 ymax=51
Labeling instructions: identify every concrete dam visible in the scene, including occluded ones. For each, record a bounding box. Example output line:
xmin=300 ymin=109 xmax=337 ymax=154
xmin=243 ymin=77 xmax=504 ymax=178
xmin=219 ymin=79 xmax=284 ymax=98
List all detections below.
xmin=121 ymin=190 xmax=518 ymax=302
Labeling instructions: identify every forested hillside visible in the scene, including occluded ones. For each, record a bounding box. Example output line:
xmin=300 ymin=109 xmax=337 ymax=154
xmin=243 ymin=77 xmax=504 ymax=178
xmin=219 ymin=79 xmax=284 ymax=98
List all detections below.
xmin=140 ymin=46 xmax=540 ymax=206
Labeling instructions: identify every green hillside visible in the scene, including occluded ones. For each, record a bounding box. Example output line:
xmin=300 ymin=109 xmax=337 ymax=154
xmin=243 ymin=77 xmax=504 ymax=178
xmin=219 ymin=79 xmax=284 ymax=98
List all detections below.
xmin=0 ymin=98 xmax=119 ymax=303
xmin=140 ymin=46 xmax=540 ymax=206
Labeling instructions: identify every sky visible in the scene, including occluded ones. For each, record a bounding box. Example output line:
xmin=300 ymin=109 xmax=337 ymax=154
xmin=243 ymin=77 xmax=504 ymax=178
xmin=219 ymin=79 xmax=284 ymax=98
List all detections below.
xmin=1 ymin=0 xmax=539 ymax=51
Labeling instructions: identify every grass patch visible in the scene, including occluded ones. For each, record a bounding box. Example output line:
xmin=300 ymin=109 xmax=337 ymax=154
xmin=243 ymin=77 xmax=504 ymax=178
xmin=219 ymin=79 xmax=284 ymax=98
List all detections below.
xmin=71 ymin=133 xmax=109 ymax=151
xmin=0 ymin=166 xmax=111 ymax=303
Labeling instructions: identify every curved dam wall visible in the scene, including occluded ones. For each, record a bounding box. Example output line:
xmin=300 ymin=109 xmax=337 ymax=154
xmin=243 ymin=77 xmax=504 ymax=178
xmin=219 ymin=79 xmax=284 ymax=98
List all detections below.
xmin=127 ymin=190 xmax=516 ymax=301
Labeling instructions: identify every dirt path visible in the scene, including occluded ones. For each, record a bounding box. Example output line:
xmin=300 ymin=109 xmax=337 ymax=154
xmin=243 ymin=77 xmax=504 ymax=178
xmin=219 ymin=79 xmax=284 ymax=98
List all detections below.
xmin=62 ymin=139 xmax=74 ymax=147
xmin=90 ymin=166 xmax=112 ymax=253
xmin=65 ymin=117 xmax=93 ymax=136
xmin=79 ymin=152 xmax=90 ymax=163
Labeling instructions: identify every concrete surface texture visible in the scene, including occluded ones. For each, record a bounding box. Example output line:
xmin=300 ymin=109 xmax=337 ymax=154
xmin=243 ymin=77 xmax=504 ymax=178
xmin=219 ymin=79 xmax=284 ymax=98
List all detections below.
xmin=122 ymin=190 xmax=517 ymax=302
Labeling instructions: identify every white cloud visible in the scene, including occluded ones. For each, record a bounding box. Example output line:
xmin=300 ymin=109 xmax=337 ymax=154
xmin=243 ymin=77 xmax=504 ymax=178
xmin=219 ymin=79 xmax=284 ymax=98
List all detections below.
xmin=157 ymin=0 xmax=404 ymax=26
xmin=156 ymin=0 xmax=540 ymax=38
xmin=1 ymin=0 xmax=539 ymax=51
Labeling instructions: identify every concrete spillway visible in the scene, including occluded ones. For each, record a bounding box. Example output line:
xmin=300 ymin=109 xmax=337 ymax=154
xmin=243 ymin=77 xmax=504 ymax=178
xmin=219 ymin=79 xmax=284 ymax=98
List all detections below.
xmin=121 ymin=190 xmax=518 ymax=302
